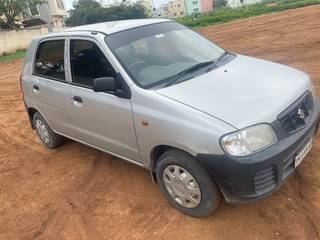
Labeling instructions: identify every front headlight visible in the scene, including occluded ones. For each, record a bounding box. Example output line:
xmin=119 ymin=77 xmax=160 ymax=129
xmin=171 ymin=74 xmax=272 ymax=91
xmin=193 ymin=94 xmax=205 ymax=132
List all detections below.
xmin=221 ymin=124 xmax=277 ymax=156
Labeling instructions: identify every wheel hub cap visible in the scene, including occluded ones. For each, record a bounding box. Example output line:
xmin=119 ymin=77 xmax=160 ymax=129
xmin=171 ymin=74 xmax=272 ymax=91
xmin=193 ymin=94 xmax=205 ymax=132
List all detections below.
xmin=35 ymin=119 xmax=50 ymax=143
xmin=163 ymin=165 xmax=201 ymax=208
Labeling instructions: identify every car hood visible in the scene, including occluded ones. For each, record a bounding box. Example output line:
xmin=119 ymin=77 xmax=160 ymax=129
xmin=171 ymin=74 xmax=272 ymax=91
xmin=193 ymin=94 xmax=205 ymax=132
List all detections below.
xmin=156 ymin=55 xmax=310 ymax=129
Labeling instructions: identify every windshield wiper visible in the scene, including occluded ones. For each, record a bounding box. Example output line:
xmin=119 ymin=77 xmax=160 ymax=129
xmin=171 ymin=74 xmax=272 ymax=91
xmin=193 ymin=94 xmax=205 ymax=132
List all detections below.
xmin=214 ymin=51 xmax=229 ymax=65
xmin=164 ymin=60 xmax=214 ymax=87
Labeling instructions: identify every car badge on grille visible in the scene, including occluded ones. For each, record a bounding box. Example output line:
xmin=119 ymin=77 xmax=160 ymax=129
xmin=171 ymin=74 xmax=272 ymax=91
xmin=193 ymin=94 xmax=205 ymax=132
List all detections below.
xmin=297 ymin=108 xmax=306 ymax=120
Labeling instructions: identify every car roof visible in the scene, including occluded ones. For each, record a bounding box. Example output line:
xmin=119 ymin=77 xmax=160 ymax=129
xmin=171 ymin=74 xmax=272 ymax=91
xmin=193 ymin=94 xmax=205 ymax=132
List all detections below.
xmin=30 ymin=19 xmax=172 ymax=42
xmin=65 ymin=18 xmax=171 ymax=35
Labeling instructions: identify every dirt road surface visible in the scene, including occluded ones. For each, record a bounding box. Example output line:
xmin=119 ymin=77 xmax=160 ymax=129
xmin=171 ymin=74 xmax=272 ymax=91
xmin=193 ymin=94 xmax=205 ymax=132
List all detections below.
xmin=1 ymin=5 xmax=320 ymax=240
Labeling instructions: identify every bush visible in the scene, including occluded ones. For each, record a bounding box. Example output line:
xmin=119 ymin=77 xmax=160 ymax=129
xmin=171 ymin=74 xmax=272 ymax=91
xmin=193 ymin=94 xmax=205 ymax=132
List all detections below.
xmin=0 ymin=50 xmax=26 ymax=63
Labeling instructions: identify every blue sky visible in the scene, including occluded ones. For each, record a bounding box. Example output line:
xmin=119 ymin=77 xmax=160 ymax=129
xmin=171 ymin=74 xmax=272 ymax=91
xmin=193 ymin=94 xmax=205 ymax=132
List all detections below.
xmin=64 ymin=0 xmax=74 ymax=10
xmin=64 ymin=0 xmax=167 ymax=10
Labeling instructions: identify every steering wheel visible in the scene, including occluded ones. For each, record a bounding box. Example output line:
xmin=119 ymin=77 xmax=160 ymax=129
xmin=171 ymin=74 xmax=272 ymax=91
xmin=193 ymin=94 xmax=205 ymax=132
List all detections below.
xmin=128 ymin=58 xmax=147 ymax=76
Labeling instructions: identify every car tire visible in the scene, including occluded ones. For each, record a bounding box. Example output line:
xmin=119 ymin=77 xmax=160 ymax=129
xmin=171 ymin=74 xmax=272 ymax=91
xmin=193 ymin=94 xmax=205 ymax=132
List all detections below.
xmin=155 ymin=149 xmax=221 ymax=218
xmin=33 ymin=112 xmax=64 ymax=148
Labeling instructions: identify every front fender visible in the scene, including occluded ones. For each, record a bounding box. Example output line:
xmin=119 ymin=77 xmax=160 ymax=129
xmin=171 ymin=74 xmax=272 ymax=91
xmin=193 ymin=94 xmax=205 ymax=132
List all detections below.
xmin=131 ymin=86 xmax=235 ymax=168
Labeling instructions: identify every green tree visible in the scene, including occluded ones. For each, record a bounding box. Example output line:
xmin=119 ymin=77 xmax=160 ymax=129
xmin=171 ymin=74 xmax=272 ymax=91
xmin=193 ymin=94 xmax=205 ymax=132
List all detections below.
xmin=66 ymin=0 xmax=148 ymax=27
xmin=0 ymin=0 xmax=45 ymax=29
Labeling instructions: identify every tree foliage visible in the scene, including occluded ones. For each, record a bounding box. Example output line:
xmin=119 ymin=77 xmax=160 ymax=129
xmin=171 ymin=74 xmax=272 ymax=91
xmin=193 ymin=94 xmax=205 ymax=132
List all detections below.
xmin=0 ymin=0 xmax=45 ymax=29
xmin=66 ymin=0 xmax=148 ymax=26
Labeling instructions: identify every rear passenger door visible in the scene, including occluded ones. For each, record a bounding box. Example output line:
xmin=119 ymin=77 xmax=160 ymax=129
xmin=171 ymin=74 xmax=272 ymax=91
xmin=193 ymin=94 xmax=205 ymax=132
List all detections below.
xmin=65 ymin=37 xmax=141 ymax=163
xmin=32 ymin=38 xmax=74 ymax=135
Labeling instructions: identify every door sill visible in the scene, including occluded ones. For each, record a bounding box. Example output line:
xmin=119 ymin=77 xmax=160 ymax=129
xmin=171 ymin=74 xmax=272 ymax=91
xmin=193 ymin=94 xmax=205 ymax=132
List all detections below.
xmin=54 ymin=130 xmax=145 ymax=168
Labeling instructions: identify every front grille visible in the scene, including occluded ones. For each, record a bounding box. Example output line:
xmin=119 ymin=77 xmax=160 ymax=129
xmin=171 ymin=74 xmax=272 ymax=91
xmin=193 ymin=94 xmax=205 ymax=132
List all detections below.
xmin=253 ymin=166 xmax=277 ymax=194
xmin=278 ymin=91 xmax=313 ymax=135
xmin=281 ymin=104 xmax=309 ymax=132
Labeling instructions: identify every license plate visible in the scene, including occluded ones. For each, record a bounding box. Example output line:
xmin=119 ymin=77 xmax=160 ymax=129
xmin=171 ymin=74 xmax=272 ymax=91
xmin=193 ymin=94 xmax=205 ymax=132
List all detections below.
xmin=295 ymin=139 xmax=313 ymax=168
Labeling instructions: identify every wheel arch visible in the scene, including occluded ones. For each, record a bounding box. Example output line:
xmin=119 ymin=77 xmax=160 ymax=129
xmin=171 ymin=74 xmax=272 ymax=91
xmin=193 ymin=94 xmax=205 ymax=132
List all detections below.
xmin=149 ymin=144 xmax=197 ymax=183
xmin=149 ymin=144 xmax=220 ymax=188
xmin=27 ymin=107 xmax=38 ymax=128
xmin=26 ymin=107 xmax=53 ymax=131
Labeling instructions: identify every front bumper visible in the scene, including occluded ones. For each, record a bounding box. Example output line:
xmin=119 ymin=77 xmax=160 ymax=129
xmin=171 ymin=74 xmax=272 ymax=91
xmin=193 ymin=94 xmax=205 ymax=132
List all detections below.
xmin=196 ymin=98 xmax=320 ymax=203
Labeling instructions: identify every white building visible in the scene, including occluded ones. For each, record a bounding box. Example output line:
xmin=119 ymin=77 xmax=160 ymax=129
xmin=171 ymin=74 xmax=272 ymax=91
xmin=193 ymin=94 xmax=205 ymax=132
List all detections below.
xmin=24 ymin=0 xmax=67 ymax=30
xmin=138 ymin=0 xmax=153 ymax=16
xmin=227 ymin=0 xmax=262 ymax=8
xmin=153 ymin=6 xmax=167 ymax=17
xmin=103 ymin=0 xmax=125 ymax=7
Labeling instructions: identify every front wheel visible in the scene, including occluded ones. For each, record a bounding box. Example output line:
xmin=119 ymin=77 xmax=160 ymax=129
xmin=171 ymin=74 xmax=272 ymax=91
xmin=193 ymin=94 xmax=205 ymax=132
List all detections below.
xmin=155 ymin=149 xmax=221 ymax=218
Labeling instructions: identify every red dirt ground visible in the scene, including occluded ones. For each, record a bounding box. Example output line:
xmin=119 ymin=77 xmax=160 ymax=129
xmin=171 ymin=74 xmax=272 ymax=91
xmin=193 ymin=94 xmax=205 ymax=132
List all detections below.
xmin=1 ymin=5 xmax=320 ymax=240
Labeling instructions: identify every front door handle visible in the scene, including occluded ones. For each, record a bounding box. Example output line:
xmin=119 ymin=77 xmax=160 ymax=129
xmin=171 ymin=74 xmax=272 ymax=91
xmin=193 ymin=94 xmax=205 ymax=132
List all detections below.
xmin=71 ymin=96 xmax=83 ymax=107
xmin=33 ymin=85 xmax=39 ymax=94
xmin=72 ymin=96 xmax=83 ymax=103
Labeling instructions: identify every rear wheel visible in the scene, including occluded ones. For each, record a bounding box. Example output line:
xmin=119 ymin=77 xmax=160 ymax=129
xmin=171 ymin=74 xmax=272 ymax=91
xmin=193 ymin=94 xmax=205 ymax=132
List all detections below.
xmin=155 ymin=149 xmax=221 ymax=217
xmin=33 ymin=112 xmax=64 ymax=148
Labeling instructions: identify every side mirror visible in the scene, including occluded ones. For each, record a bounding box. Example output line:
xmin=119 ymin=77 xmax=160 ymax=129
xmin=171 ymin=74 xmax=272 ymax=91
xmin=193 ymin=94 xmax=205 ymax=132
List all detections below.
xmin=93 ymin=77 xmax=116 ymax=92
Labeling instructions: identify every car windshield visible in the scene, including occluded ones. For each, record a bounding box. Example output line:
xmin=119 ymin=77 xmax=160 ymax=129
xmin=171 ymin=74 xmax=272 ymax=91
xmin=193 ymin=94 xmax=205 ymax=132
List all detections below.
xmin=105 ymin=22 xmax=225 ymax=89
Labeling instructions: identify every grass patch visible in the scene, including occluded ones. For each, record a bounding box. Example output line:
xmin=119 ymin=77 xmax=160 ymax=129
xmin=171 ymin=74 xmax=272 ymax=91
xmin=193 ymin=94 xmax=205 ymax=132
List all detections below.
xmin=176 ymin=0 xmax=320 ymax=27
xmin=0 ymin=50 xmax=26 ymax=63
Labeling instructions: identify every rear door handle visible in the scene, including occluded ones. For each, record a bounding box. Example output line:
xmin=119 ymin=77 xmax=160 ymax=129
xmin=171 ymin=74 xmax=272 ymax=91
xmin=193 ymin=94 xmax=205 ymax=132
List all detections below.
xmin=71 ymin=96 xmax=83 ymax=107
xmin=33 ymin=85 xmax=39 ymax=94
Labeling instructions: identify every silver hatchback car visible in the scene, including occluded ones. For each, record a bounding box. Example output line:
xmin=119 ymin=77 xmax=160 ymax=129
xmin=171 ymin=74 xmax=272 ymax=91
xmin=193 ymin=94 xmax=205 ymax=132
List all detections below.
xmin=21 ymin=19 xmax=320 ymax=217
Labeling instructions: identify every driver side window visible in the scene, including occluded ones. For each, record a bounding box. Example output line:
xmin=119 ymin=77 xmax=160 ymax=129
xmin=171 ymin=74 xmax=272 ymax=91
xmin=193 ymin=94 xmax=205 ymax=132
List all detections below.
xmin=70 ymin=39 xmax=116 ymax=88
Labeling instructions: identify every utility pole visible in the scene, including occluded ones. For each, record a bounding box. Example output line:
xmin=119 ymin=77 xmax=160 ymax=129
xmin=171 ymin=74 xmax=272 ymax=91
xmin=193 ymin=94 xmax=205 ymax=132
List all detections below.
xmin=38 ymin=2 xmax=53 ymax=32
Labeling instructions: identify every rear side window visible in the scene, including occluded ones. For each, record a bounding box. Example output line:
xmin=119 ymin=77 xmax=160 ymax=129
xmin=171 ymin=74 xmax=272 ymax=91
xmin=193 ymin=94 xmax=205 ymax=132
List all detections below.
xmin=70 ymin=39 xmax=116 ymax=88
xmin=34 ymin=40 xmax=65 ymax=81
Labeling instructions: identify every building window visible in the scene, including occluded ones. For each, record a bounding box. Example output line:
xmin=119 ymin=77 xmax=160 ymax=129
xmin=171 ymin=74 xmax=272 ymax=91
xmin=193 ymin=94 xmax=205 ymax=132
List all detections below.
xmin=180 ymin=11 xmax=184 ymax=15
xmin=194 ymin=8 xmax=199 ymax=12
xmin=173 ymin=12 xmax=177 ymax=16
xmin=193 ymin=1 xmax=198 ymax=4
xmin=56 ymin=0 xmax=65 ymax=9
xmin=177 ymin=4 xmax=180 ymax=7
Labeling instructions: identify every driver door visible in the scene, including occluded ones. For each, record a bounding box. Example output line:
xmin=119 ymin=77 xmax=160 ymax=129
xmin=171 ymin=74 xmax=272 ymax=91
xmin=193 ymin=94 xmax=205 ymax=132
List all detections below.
xmin=65 ymin=37 xmax=141 ymax=163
